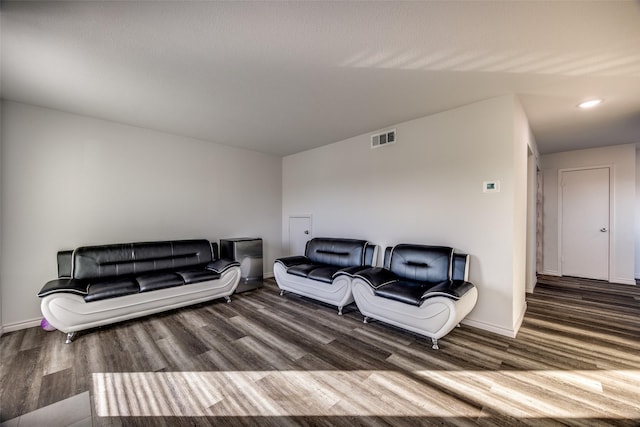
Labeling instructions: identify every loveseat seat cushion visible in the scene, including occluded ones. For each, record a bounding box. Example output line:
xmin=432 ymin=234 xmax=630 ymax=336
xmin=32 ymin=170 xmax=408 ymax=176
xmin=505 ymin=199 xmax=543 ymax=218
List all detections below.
xmin=38 ymin=279 xmax=89 ymax=297
xmin=287 ymin=263 xmax=322 ymax=279
xmin=137 ymin=272 xmax=184 ymax=292
xmin=307 ymin=266 xmax=343 ymax=284
xmin=84 ymin=278 xmax=140 ymax=302
xmin=177 ymin=269 xmax=221 ymax=285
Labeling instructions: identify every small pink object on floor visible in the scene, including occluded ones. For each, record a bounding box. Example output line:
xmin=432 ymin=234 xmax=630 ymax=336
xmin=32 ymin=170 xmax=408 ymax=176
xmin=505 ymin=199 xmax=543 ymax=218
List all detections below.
xmin=40 ymin=318 xmax=56 ymax=331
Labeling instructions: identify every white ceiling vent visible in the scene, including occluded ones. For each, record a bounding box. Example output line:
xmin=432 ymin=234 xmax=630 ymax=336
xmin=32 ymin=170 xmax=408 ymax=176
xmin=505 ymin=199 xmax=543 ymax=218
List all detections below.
xmin=371 ymin=129 xmax=396 ymax=149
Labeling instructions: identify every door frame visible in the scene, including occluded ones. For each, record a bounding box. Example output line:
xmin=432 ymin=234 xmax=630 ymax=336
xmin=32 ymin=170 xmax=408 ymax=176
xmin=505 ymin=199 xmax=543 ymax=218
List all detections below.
xmin=288 ymin=214 xmax=312 ymax=255
xmin=557 ymin=165 xmax=614 ymax=281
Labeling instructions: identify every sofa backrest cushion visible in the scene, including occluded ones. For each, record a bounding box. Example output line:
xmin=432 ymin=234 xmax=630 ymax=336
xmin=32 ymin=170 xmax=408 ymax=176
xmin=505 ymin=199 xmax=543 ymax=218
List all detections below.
xmin=73 ymin=239 xmax=214 ymax=280
xmin=388 ymin=244 xmax=454 ymax=283
xmin=305 ymin=238 xmax=369 ymax=268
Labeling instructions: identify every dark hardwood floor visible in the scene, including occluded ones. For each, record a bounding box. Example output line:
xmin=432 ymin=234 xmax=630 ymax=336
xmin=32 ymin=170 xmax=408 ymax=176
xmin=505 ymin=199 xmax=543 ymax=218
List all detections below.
xmin=1 ymin=276 xmax=639 ymax=426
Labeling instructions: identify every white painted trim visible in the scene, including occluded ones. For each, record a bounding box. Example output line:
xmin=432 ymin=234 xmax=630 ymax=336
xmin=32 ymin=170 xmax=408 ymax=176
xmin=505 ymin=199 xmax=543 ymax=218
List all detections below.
xmin=264 ymin=272 xmax=274 ymax=279
xmin=461 ymin=318 xmax=518 ymax=338
xmin=3 ymin=317 xmax=41 ymax=333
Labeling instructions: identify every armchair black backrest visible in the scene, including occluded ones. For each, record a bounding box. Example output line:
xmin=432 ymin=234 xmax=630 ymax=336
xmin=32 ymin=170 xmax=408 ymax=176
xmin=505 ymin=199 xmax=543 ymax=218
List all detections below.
xmin=383 ymin=244 xmax=455 ymax=284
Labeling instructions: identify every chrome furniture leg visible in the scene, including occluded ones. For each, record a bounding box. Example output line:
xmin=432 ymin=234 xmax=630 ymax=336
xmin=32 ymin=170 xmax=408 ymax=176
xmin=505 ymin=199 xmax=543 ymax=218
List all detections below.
xmin=65 ymin=332 xmax=76 ymax=344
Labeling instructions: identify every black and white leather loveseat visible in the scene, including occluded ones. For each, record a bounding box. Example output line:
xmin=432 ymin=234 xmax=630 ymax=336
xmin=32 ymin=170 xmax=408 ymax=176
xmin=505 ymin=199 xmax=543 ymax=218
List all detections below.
xmin=352 ymin=244 xmax=478 ymax=349
xmin=274 ymin=237 xmax=377 ymax=315
xmin=38 ymin=239 xmax=241 ymax=343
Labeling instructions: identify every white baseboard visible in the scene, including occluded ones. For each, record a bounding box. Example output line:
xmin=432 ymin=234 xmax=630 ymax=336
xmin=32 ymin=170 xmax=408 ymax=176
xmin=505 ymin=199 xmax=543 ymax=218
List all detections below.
xmin=541 ymin=272 xmax=635 ymax=286
xmin=539 ymin=270 xmax=561 ymax=277
xmin=610 ymin=277 xmax=637 ymax=286
xmin=264 ymin=272 xmax=274 ymax=279
xmin=462 ymin=318 xmax=518 ymax=339
xmin=3 ymin=317 xmax=41 ymax=333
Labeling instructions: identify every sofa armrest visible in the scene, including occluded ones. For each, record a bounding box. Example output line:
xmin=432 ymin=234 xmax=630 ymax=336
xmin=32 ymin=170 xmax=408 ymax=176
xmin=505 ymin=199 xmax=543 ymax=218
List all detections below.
xmin=332 ymin=265 xmax=372 ymax=279
xmin=354 ymin=267 xmax=399 ymax=289
xmin=206 ymin=259 xmax=241 ymax=274
xmin=275 ymin=256 xmax=310 ymax=269
xmin=421 ymin=280 xmax=475 ymax=301
xmin=38 ymin=279 xmax=89 ymax=298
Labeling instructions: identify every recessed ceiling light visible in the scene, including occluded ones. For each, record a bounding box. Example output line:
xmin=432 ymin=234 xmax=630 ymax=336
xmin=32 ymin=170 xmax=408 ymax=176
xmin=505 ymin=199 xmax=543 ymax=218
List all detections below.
xmin=577 ymin=99 xmax=603 ymax=109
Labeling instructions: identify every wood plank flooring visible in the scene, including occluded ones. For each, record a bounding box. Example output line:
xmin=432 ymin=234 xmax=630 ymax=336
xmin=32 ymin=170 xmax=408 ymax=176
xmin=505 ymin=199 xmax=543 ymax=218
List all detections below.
xmin=1 ymin=276 xmax=639 ymax=426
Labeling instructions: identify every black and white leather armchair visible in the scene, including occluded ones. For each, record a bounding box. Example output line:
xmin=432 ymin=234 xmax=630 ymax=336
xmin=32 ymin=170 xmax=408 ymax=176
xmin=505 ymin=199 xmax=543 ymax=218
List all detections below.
xmin=352 ymin=244 xmax=478 ymax=349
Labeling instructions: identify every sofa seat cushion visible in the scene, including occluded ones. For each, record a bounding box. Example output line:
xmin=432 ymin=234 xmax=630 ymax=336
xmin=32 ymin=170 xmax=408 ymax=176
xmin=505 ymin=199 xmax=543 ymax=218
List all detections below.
xmin=177 ymin=269 xmax=221 ymax=284
xmin=84 ymin=278 xmax=140 ymax=302
xmin=137 ymin=272 xmax=184 ymax=292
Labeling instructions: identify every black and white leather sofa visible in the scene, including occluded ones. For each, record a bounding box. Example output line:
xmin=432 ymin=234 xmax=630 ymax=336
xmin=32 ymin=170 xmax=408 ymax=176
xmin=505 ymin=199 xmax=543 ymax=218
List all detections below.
xmin=352 ymin=244 xmax=478 ymax=349
xmin=38 ymin=239 xmax=240 ymax=343
xmin=274 ymin=238 xmax=378 ymax=315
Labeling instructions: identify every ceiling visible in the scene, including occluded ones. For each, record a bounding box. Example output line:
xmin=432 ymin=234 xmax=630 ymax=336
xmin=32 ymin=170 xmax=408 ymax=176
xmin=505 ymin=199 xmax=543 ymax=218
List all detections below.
xmin=2 ymin=1 xmax=639 ymax=156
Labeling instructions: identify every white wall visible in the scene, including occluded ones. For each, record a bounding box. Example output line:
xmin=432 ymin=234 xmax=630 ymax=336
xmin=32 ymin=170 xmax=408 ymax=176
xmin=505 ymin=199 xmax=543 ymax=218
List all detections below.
xmin=0 ymin=101 xmax=283 ymax=329
xmin=540 ymin=144 xmax=636 ymax=284
xmin=0 ymin=100 xmax=3 ymax=336
xmin=283 ymin=95 xmax=530 ymax=337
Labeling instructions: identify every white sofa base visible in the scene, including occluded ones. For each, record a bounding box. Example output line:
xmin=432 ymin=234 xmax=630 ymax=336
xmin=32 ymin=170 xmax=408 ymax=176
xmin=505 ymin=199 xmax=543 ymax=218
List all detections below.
xmin=274 ymin=263 xmax=354 ymax=315
xmin=41 ymin=268 xmax=240 ymax=338
xmin=352 ymin=278 xmax=478 ymax=349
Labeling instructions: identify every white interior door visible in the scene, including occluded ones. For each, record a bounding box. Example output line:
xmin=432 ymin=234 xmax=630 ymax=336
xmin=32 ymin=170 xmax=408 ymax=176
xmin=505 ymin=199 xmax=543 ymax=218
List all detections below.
xmin=561 ymin=167 xmax=610 ymax=280
xmin=288 ymin=216 xmax=311 ymax=256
